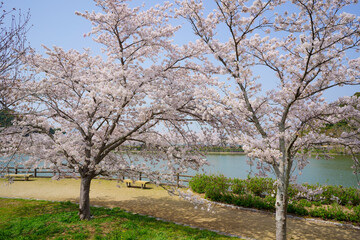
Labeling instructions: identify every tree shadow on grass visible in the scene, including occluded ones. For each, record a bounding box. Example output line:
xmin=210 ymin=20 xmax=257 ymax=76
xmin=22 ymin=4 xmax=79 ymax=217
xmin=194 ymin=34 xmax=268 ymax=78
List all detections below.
xmin=85 ymin=195 xmax=360 ymax=240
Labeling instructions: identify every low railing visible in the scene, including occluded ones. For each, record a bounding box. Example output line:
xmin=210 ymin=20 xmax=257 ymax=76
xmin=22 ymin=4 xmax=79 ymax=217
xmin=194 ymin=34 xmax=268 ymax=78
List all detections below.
xmin=2 ymin=167 xmax=194 ymax=187
xmin=2 ymin=167 xmax=59 ymax=178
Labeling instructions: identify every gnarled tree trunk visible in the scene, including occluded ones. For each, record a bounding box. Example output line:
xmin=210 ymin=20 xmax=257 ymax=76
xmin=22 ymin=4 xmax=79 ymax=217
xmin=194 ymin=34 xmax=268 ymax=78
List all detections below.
xmin=79 ymin=175 xmax=93 ymax=220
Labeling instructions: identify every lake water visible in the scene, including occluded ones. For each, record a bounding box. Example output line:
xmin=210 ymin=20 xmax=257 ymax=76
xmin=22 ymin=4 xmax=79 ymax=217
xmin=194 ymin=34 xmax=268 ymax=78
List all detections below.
xmin=2 ymin=154 xmax=359 ymax=188
xmin=191 ymin=154 xmax=359 ymax=188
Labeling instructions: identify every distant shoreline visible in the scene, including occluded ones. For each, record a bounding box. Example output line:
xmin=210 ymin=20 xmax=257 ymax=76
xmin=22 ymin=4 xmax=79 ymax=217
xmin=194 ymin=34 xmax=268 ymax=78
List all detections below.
xmin=205 ymin=152 xmax=246 ymax=155
xmin=116 ymin=150 xmax=354 ymax=156
xmin=206 ymin=152 xmax=357 ymax=157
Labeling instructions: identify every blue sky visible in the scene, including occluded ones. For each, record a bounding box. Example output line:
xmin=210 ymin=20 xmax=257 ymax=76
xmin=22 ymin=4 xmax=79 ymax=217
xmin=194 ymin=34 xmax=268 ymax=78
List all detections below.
xmin=5 ymin=0 xmax=360 ymax=101
xmin=7 ymin=0 xmax=99 ymax=53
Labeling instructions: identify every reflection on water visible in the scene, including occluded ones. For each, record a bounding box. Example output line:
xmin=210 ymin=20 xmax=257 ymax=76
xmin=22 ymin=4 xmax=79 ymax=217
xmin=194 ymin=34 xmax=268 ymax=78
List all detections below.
xmin=187 ymin=154 xmax=359 ymax=188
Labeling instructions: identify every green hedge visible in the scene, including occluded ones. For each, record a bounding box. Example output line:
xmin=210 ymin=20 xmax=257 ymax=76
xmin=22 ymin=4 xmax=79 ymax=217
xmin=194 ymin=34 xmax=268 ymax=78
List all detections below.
xmin=189 ymin=174 xmax=360 ymax=223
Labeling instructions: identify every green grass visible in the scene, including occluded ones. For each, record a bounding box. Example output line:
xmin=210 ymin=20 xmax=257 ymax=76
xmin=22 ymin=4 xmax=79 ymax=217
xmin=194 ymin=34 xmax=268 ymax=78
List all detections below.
xmin=0 ymin=198 xmax=236 ymax=240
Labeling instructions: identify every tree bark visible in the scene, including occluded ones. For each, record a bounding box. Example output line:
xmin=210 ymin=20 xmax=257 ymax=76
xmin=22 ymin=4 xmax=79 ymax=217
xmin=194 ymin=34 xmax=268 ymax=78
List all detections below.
xmin=275 ymin=178 xmax=289 ymax=240
xmin=79 ymin=175 xmax=93 ymax=220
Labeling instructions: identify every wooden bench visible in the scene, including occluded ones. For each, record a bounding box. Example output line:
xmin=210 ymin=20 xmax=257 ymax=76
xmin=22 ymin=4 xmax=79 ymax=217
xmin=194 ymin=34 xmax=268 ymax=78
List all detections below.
xmin=123 ymin=179 xmax=150 ymax=189
xmin=6 ymin=174 xmax=33 ymax=181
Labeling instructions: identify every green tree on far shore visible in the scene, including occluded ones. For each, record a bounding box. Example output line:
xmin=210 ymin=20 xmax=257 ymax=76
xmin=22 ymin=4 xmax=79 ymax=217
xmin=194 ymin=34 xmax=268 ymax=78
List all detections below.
xmin=322 ymin=92 xmax=360 ymax=137
xmin=0 ymin=109 xmax=14 ymax=128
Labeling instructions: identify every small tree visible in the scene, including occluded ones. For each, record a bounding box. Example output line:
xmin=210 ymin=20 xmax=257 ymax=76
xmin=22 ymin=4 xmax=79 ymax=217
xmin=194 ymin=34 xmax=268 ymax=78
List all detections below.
xmin=12 ymin=0 xmax=211 ymax=220
xmin=177 ymin=0 xmax=360 ymax=239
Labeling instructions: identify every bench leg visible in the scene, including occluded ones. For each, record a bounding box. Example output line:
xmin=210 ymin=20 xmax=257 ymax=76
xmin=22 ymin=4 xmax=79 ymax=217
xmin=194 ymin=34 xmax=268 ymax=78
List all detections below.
xmin=126 ymin=182 xmax=131 ymax=187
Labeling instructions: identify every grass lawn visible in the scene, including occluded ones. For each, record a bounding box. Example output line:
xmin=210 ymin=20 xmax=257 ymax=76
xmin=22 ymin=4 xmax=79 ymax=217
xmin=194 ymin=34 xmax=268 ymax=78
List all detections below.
xmin=0 ymin=198 xmax=237 ymax=240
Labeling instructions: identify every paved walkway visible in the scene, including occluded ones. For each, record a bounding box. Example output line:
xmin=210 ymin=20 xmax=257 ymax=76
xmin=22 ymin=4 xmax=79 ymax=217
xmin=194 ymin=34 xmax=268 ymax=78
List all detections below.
xmin=0 ymin=178 xmax=359 ymax=240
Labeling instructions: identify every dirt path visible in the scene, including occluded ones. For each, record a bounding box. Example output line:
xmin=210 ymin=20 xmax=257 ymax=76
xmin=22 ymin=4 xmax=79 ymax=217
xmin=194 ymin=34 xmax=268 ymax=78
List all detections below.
xmin=0 ymin=178 xmax=359 ymax=240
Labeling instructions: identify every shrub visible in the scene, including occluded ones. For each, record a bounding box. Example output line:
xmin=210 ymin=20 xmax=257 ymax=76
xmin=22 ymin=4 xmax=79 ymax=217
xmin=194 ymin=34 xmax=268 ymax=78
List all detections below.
xmin=324 ymin=185 xmax=360 ymax=206
xmin=221 ymin=193 xmax=235 ymax=204
xmin=350 ymin=205 xmax=360 ymax=222
xmin=233 ymin=194 xmax=254 ymax=208
xmin=204 ymin=175 xmax=230 ymax=201
xmin=189 ymin=174 xmax=211 ymax=193
xmin=263 ymin=196 xmax=276 ymax=210
xmin=231 ymin=178 xmax=247 ymax=195
xmin=287 ymin=202 xmax=308 ymax=216
xmin=246 ymin=177 xmax=275 ymax=197
xmin=287 ymin=184 xmax=299 ymax=199
xmin=189 ymin=174 xmax=360 ymax=223
xmin=309 ymin=204 xmax=349 ymax=222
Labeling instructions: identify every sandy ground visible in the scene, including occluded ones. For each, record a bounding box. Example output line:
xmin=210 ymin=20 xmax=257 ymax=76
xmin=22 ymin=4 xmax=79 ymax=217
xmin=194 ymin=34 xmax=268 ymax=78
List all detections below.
xmin=0 ymin=178 xmax=359 ymax=240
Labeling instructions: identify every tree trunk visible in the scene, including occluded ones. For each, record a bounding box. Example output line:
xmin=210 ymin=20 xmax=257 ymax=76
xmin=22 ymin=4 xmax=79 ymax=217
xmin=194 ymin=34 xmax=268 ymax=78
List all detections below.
xmin=275 ymin=179 xmax=289 ymax=240
xmin=79 ymin=175 xmax=93 ymax=220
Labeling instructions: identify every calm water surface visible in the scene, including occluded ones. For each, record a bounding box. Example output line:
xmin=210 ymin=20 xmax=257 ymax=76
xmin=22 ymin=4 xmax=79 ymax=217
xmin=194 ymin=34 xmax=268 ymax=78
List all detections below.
xmin=192 ymin=154 xmax=359 ymax=188
xmin=3 ymin=154 xmax=358 ymax=188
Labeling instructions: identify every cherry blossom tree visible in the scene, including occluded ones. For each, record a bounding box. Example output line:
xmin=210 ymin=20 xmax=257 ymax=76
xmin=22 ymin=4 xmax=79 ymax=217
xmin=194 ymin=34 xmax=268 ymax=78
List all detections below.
xmin=11 ymin=0 xmax=212 ymax=220
xmin=333 ymin=94 xmax=360 ymax=182
xmin=0 ymin=2 xmax=30 ymax=118
xmin=0 ymin=3 xmax=30 ymax=173
xmin=177 ymin=0 xmax=360 ymax=239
